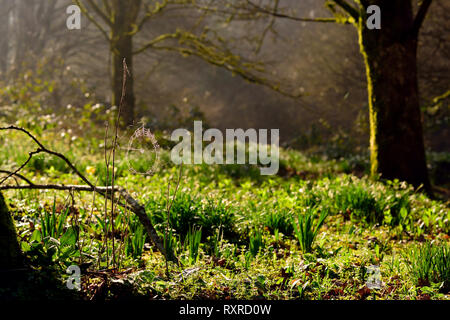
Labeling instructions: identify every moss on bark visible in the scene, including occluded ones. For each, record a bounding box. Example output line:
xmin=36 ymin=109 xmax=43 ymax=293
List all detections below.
xmin=356 ymin=1 xmax=431 ymax=192
xmin=0 ymin=192 xmax=23 ymax=270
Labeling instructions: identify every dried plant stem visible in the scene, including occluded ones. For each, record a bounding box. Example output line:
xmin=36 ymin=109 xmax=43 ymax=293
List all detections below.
xmin=109 ymin=58 xmax=129 ymax=268
xmin=103 ymin=122 xmax=110 ymax=269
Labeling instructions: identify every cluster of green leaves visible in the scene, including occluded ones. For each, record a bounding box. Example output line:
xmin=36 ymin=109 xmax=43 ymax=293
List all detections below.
xmin=125 ymin=218 xmax=147 ymax=259
xmin=148 ymin=194 xmax=236 ymax=240
xmin=264 ymin=210 xmax=294 ymax=236
xmin=404 ymin=242 xmax=450 ymax=290
xmin=22 ymin=199 xmax=79 ymax=268
xmin=184 ymin=227 xmax=202 ymax=265
xmin=294 ymin=207 xmax=329 ymax=253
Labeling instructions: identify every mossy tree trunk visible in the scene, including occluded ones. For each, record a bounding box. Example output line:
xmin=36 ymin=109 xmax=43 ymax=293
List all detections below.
xmin=357 ymin=1 xmax=431 ymax=192
xmin=0 ymin=192 xmax=23 ymax=270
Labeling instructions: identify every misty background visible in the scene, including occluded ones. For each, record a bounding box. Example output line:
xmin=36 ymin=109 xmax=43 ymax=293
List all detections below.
xmin=0 ymin=0 xmax=448 ymax=155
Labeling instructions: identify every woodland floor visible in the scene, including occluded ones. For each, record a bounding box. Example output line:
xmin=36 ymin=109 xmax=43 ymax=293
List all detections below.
xmin=0 ymin=129 xmax=449 ymax=300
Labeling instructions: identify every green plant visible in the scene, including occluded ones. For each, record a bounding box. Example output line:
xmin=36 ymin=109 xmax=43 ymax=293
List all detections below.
xmin=26 ymin=203 xmax=78 ymax=266
xmin=264 ymin=211 xmax=294 ymax=236
xmin=433 ymin=244 xmax=450 ymax=291
xmin=184 ymin=227 xmax=202 ymax=265
xmin=404 ymin=242 xmax=450 ymax=289
xmin=198 ymin=199 xmax=236 ymax=239
xmin=381 ymin=191 xmax=411 ymax=227
xmin=40 ymin=198 xmax=70 ymax=239
xmin=274 ymin=228 xmax=281 ymax=243
xmin=163 ymin=228 xmax=179 ymax=262
xmin=149 ymin=194 xmax=199 ymax=238
xmin=149 ymin=195 xmax=236 ymax=240
xmin=385 ymin=254 xmax=402 ymax=275
xmin=294 ymin=207 xmax=328 ymax=253
xmin=249 ymin=229 xmax=264 ymax=258
xmin=333 ymin=184 xmax=381 ymax=224
xmin=207 ymin=228 xmax=223 ymax=258
xmin=126 ymin=224 xmax=147 ymax=259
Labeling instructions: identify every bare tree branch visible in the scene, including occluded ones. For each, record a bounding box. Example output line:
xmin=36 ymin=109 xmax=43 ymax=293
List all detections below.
xmin=245 ymin=0 xmax=341 ymax=23
xmin=135 ymin=29 xmax=303 ymax=98
xmin=0 ymin=170 xmax=34 ymax=185
xmin=0 ymin=184 xmax=115 ymax=192
xmin=0 ymin=125 xmax=172 ymax=264
xmin=0 ymin=126 xmax=96 ymax=188
xmin=74 ymin=0 xmax=111 ymax=42
xmin=0 ymin=149 xmax=41 ymax=185
xmin=85 ymin=0 xmax=113 ymax=27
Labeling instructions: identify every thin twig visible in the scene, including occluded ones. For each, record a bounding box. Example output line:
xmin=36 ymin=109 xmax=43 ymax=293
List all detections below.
xmin=0 ymin=170 xmax=34 ymax=185
xmin=0 ymin=149 xmax=41 ymax=185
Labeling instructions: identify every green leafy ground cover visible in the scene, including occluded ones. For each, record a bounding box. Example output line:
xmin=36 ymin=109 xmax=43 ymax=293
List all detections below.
xmin=0 ymin=129 xmax=449 ymax=300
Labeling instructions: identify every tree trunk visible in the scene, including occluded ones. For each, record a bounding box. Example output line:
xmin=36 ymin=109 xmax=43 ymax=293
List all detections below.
xmin=109 ymin=0 xmax=143 ymax=127
xmin=14 ymin=0 xmax=28 ymax=70
xmin=0 ymin=0 xmax=9 ymax=74
xmin=358 ymin=1 xmax=431 ymax=192
xmin=110 ymin=0 xmax=142 ymax=129
xmin=0 ymin=192 xmax=23 ymax=270
xmin=111 ymin=34 xmax=135 ymax=126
